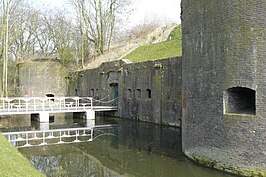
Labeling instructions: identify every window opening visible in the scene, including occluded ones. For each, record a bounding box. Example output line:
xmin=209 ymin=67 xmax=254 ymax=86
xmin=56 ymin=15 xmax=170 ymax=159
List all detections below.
xmin=224 ymin=87 xmax=255 ymax=115
xmin=146 ymin=89 xmax=152 ymax=98
xmin=46 ymin=93 xmax=54 ymax=101
xmin=90 ymin=89 xmax=94 ymax=97
xmin=136 ymin=89 xmax=141 ymax=99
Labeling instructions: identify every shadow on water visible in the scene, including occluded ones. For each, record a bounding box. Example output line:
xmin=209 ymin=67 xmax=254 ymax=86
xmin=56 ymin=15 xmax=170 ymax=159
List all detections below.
xmin=1 ymin=115 xmax=237 ymax=177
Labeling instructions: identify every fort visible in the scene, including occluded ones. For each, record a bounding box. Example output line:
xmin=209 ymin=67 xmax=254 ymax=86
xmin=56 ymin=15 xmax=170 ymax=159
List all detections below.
xmin=181 ymin=0 xmax=265 ymax=176
xmin=1 ymin=0 xmax=266 ymax=176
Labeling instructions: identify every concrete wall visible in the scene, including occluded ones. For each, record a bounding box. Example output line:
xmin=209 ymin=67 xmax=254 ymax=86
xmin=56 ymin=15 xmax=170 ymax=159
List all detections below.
xmin=182 ymin=0 xmax=266 ymax=176
xmin=68 ymin=57 xmax=182 ymax=126
xmin=68 ymin=60 xmax=124 ymax=99
xmin=120 ymin=58 xmax=182 ymax=126
xmin=17 ymin=59 xmax=68 ymax=97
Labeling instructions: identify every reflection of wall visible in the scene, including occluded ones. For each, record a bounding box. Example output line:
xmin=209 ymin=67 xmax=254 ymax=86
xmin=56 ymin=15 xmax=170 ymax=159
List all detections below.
xmin=182 ymin=0 xmax=266 ymax=176
xmin=20 ymin=145 xmax=123 ymax=177
xmin=17 ymin=58 xmax=68 ymax=97
xmin=20 ymin=121 xmax=184 ymax=177
xmin=68 ymin=57 xmax=182 ymax=126
xmin=50 ymin=113 xmax=66 ymax=124
xmin=0 ymin=115 xmax=31 ymax=130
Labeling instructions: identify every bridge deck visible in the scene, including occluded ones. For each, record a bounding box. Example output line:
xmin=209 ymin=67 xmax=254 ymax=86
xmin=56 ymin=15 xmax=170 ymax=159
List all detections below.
xmin=0 ymin=97 xmax=117 ymax=115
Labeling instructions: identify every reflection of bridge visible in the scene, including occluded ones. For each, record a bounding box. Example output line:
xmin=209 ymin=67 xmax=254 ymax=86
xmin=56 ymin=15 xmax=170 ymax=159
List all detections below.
xmin=0 ymin=97 xmax=118 ymax=122
xmin=2 ymin=125 xmax=114 ymax=148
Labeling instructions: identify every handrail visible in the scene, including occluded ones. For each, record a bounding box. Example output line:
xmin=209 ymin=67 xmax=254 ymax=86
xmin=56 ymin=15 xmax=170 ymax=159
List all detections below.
xmin=2 ymin=127 xmax=92 ymax=136
xmin=1 ymin=124 xmax=115 ymax=136
xmin=1 ymin=124 xmax=117 ymax=148
xmin=0 ymin=96 xmax=118 ymax=115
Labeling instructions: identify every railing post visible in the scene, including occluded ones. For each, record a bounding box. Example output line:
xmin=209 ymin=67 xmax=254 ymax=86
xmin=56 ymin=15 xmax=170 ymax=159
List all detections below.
xmin=34 ymin=98 xmax=36 ymax=111
xmin=75 ymin=97 xmax=78 ymax=110
xmin=90 ymin=98 xmax=93 ymax=110
xmin=19 ymin=98 xmax=21 ymax=110
xmin=59 ymin=98 xmax=61 ymax=111
xmin=42 ymin=99 xmax=45 ymax=111
xmin=2 ymin=98 xmax=4 ymax=109
xmin=7 ymin=99 xmax=10 ymax=112
xmin=25 ymin=100 xmax=29 ymax=112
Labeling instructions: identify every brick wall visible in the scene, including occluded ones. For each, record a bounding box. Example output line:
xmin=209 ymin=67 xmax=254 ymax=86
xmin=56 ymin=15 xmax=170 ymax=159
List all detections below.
xmin=182 ymin=0 xmax=266 ymax=176
xmin=69 ymin=57 xmax=182 ymax=127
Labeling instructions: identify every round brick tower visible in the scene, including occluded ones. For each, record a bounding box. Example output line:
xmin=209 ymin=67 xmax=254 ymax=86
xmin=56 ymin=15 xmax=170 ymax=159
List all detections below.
xmin=181 ymin=1 xmax=266 ymax=176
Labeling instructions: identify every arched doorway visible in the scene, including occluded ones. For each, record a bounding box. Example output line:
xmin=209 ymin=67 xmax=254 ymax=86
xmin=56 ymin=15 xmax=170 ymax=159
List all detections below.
xmin=110 ymin=83 xmax=118 ymax=106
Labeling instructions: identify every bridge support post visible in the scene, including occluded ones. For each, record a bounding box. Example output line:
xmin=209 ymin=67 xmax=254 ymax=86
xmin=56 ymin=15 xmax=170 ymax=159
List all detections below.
xmin=86 ymin=119 xmax=95 ymax=127
xmin=40 ymin=123 xmax=50 ymax=130
xmin=86 ymin=110 xmax=95 ymax=120
xmin=38 ymin=112 xmax=49 ymax=123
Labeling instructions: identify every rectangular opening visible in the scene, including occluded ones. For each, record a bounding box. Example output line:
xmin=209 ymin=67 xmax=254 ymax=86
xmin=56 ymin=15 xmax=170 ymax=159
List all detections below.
xmin=90 ymin=89 xmax=94 ymax=97
xmin=146 ymin=89 xmax=152 ymax=99
xmin=136 ymin=89 xmax=141 ymax=99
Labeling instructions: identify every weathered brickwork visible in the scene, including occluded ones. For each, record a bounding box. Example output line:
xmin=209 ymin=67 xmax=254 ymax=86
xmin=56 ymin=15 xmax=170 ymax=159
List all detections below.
xmin=121 ymin=58 xmax=182 ymax=126
xmin=68 ymin=57 xmax=182 ymax=126
xmin=68 ymin=60 xmax=124 ymax=101
xmin=182 ymin=0 xmax=266 ymax=176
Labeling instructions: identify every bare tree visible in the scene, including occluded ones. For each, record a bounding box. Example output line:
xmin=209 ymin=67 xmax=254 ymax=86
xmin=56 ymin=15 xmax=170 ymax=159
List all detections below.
xmin=9 ymin=3 xmax=40 ymax=60
xmin=44 ymin=9 xmax=80 ymax=67
xmin=68 ymin=0 xmax=131 ymax=67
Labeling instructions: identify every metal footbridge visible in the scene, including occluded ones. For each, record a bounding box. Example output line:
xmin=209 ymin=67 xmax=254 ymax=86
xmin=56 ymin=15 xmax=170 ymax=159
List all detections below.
xmin=0 ymin=97 xmax=118 ymax=122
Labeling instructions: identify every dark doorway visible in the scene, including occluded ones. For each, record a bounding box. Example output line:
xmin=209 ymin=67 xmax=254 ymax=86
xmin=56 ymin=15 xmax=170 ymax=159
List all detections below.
xmin=46 ymin=93 xmax=55 ymax=101
xmin=110 ymin=83 xmax=118 ymax=106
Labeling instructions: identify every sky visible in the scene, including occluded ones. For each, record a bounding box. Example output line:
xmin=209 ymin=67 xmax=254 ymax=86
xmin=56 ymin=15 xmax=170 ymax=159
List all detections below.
xmin=33 ymin=0 xmax=181 ymax=26
xmin=131 ymin=0 xmax=181 ymax=25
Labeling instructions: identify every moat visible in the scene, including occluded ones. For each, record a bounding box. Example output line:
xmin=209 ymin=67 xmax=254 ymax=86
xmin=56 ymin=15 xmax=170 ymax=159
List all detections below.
xmin=0 ymin=115 xmax=236 ymax=177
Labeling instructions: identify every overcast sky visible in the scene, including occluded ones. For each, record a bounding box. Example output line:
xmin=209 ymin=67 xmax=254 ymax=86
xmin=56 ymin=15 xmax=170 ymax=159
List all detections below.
xmin=33 ymin=0 xmax=181 ymax=26
xmin=132 ymin=0 xmax=181 ymax=25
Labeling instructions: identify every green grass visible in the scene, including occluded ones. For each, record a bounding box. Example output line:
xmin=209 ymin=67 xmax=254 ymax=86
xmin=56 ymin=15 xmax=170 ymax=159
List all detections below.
xmin=124 ymin=25 xmax=182 ymax=62
xmin=168 ymin=25 xmax=182 ymax=40
xmin=0 ymin=134 xmax=44 ymax=177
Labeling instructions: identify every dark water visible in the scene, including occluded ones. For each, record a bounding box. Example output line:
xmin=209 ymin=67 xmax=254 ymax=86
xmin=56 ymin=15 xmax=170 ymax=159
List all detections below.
xmin=0 ymin=115 xmax=236 ymax=177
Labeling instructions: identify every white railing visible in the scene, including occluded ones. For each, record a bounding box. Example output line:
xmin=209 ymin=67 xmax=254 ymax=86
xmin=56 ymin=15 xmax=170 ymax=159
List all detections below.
xmin=0 ymin=97 xmax=118 ymax=115
xmin=2 ymin=127 xmax=93 ymax=148
xmin=2 ymin=124 xmax=116 ymax=148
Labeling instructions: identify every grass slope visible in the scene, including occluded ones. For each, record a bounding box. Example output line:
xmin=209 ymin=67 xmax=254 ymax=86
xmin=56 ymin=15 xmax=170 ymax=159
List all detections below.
xmin=125 ymin=25 xmax=182 ymax=62
xmin=0 ymin=134 xmax=44 ymax=177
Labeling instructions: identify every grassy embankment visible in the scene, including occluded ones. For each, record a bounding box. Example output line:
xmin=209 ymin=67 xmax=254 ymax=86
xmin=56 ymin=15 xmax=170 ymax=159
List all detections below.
xmin=0 ymin=134 xmax=44 ymax=177
xmin=124 ymin=25 xmax=182 ymax=62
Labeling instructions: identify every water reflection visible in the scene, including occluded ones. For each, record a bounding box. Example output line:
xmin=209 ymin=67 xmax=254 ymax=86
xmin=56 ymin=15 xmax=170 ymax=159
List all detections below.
xmin=0 ymin=113 xmax=89 ymax=132
xmin=16 ymin=116 xmax=236 ymax=177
